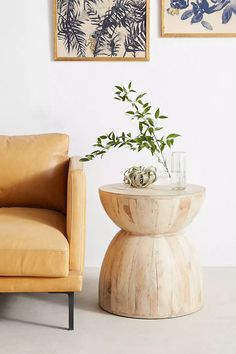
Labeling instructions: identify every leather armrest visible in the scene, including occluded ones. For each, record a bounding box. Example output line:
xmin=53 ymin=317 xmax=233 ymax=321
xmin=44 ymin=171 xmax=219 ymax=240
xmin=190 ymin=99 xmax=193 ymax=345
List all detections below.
xmin=66 ymin=157 xmax=86 ymax=273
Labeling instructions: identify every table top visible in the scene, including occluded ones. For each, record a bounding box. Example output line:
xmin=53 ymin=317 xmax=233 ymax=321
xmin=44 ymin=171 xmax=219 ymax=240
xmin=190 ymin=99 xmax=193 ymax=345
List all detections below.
xmin=99 ymin=183 xmax=205 ymax=198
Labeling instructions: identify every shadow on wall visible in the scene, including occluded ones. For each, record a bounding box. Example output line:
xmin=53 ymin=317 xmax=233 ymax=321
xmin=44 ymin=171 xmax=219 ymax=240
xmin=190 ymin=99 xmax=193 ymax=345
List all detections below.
xmin=47 ymin=0 xmax=54 ymax=61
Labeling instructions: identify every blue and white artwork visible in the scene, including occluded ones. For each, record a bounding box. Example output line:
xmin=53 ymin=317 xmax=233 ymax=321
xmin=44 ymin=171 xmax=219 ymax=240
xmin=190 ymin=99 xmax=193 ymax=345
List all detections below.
xmin=162 ymin=0 xmax=236 ymax=36
xmin=54 ymin=0 xmax=149 ymax=60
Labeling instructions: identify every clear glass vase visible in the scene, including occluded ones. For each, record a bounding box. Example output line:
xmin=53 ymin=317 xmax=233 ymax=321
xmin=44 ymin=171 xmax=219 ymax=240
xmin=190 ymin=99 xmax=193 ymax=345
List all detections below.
xmin=171 ymin=152 xmax=186 ymax=190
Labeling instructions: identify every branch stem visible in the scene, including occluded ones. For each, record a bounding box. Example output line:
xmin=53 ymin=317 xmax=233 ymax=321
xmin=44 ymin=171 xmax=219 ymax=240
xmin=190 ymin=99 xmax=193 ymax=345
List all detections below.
xmin=154 ymin=134 xmax=171 ymax=178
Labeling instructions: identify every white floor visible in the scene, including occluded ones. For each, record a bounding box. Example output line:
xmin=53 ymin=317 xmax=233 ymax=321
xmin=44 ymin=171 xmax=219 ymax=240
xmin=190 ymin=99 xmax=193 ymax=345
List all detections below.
xmin=0 ymin=268 xmax=235 ymax=354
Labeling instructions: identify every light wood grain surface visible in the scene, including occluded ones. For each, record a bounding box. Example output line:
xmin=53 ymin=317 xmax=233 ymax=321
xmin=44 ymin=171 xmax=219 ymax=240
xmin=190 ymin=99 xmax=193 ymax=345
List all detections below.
xmin=99 ymin=184 xmax=205 ymax=319
xmin=99 ymin=183 xmax=205 ymax=197
xmin=99 ymin=184 xmax=205 ymax=235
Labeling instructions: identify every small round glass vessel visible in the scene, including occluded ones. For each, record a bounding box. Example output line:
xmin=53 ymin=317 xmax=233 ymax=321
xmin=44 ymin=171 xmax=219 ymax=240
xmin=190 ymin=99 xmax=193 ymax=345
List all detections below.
xmin=171 ymin=152 xmax=186 ymax=191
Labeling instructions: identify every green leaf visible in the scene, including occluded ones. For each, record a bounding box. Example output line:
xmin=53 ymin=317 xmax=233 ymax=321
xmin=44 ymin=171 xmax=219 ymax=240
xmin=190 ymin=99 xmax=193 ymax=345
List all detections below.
xmin=145 ymin=136 xmax=153 ymax=143
xmin=128 ymin=82 xmax=132 ymax=90
xmin=167 ymin=139 xmax=174 ymax=148
xmin=126 ymin=111 xmax=134 ymax=115
xmin=159 ymin=115 xmax=168 ymax=119
xmin=115 ymin=86 xmax=123 ymax=91
xmin=144 ymin=106 xmax=151 ymax=113
xmin=136 ymin=113 xmax=143 ymax=119
xmin=138 ymin=145 xmax=143 ymax=152
xmin=139 ymin=122 xmax=143 ymax=132
xmin=150 ymin=141 xmax=157 ymax=154
xmin=155 ymin=127 xmax=163 ymax=131
xmin=147 ymin=118 xmax=154 ymax=127
xmin=155 ymin=109 xmax=160 ymax=119
xmin=167 ymin=133 xmax=181 ymax=139
xmin=80 ymin=158 xmax=89 ymax=162
xmin=160 ymin=142 xmax=166 ymax=152
xmin=136 ymin=93 xmax=146 ymax=101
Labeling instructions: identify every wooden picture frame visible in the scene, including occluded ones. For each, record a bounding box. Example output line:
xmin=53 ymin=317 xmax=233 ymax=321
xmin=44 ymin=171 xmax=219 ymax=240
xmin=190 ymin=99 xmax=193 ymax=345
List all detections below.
xmin=54 ymin=0 xmax=150 ymax=61
xmin=161 ymin=0 xmax=236 ymax=38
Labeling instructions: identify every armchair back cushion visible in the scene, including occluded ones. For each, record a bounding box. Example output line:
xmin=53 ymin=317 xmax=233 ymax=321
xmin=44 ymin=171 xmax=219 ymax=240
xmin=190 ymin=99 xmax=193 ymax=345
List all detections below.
xmin=0 ymin=134 xmax=69 ymax=213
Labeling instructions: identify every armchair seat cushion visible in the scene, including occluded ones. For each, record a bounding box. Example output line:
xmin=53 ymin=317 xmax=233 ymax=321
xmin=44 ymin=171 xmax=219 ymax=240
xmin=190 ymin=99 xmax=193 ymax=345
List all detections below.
xmin=0 ymin=208 xmax=69 ymax=277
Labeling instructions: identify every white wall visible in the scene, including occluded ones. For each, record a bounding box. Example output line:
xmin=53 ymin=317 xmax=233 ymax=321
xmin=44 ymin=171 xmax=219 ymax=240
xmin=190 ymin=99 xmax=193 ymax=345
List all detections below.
xmin=0 ymin=0 xmax=235 ymax=266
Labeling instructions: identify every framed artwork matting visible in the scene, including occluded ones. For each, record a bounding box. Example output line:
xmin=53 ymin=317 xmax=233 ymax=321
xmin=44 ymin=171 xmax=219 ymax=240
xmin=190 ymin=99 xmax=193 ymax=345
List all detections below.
xmin=54 ymin=0 xmax=150 ymax=61
xmin=162 ymin=0 xmax=236 ymax=37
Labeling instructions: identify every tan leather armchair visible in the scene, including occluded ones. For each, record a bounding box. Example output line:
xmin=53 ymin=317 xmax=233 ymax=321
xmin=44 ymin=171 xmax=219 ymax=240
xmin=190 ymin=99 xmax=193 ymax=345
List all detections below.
xmin=0 ymin=133 xmax=86 ymax=330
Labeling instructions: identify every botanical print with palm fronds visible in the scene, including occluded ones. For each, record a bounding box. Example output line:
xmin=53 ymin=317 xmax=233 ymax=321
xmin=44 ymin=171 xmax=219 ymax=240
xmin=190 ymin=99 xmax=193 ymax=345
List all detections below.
xmin=54 ymin=0 xmax=149 ymax=60
xmin=162 ymin=0 xmax=236 ymax=36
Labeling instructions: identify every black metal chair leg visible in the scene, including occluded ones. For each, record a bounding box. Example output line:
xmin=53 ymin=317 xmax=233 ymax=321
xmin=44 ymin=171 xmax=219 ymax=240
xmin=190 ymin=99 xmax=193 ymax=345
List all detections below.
xmin=68 ymin=292 xmax=74 ymax=330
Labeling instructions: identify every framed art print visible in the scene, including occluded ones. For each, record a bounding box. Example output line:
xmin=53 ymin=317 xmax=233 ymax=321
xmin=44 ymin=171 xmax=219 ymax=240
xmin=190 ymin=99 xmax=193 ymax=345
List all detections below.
xmin=54 ymin=0 xmax=149 ymax=61
xmin=162 ymin=0 xmax=236 ymax=37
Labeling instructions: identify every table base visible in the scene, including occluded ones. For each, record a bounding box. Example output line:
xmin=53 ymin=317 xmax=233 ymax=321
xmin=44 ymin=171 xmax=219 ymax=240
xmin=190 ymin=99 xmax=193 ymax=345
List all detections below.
xmin=99 ymin=230 xmax=203 ymax=319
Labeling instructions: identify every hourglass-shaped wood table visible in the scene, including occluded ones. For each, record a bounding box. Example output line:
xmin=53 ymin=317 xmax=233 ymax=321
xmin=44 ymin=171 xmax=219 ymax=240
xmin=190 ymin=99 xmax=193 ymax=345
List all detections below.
xmin=98 ymin=183 xmax=205 ymax=319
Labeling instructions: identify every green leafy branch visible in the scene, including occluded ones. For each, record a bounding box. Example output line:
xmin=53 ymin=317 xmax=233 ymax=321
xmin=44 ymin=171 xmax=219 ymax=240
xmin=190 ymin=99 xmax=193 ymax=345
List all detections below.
xmin=80 ymin=82 xmax=180 ymax=177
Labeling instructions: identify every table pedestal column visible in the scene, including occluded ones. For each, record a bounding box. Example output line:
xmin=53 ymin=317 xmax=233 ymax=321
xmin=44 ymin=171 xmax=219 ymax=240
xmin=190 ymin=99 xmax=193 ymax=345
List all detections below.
xmin=99 ymin=230 xmax=203 ymax=319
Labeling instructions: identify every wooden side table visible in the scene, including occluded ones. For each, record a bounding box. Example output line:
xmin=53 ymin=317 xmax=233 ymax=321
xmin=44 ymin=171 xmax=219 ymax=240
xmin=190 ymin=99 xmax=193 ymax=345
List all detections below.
xmin=98 ymin=183 xmax=205 ymax=319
